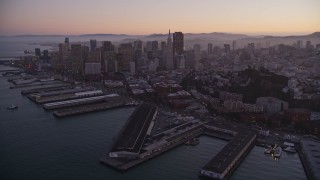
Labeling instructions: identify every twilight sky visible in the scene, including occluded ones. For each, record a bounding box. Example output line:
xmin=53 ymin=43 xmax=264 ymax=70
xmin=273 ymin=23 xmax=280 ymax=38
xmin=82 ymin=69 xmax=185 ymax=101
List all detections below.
xmin=0 ymin=0 xmax=319 ymax=36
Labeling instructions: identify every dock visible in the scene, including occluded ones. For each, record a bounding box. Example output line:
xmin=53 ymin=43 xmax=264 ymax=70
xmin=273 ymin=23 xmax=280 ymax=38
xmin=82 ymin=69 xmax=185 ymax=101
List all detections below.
xmin=43 ymin=94 xmax=120 ymax=110
xmin=101 ymin=112 xmax=257 ymax=179
xmin=199 ymin=130 xmax=256 ymax=180
xmin=296 ymin=136 xmax=320 ymax=180
xmin=29 ymin=89 xmax=102 ymax=104
xmin=53 ymin=100 xmax=126 ymax=118
xmin=10 ymin=82 xmax=70 ymax=89
xmin=21 ymin=85 xmax=73 ymax=95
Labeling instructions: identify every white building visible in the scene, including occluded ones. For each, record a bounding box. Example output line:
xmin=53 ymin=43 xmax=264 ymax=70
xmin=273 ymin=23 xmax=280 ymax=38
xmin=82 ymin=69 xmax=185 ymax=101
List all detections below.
xmin=256 ymin=96 xmax=288 ymax=114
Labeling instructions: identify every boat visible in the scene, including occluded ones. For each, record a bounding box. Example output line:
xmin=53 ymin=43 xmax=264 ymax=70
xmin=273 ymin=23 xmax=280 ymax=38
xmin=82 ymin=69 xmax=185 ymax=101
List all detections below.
xmin=283 ymin=146 xmax=296 ymax=153
xmin=264 ymin=145 xmax=272 ymax=154
xmin=7 ymin=104 xmax=18 ymax=109
xmin=274 ymin=146 xmax=282 ymax=158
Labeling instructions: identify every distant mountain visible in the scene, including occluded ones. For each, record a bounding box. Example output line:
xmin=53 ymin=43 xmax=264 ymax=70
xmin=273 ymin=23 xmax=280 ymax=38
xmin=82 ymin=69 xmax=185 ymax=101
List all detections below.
xmin=79 ymin=34 xmax=133 ymax=37
xmin=1 ymin=32 xmax=319 ymax=45
xmin=262 ymin=32 xmax=320 ymax=39
xmin=306 ymin=32 xmax=320 ymax=38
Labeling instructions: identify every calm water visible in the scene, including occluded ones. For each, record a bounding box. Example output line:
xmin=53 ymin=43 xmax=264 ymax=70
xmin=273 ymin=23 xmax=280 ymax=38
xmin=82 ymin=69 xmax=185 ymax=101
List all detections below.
xmin=0 ymin=66 xmax=307 ymax=179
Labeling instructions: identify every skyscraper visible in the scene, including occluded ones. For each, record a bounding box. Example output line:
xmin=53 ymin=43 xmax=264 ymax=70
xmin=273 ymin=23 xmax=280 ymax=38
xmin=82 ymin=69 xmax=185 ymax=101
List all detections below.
xmin=151 ymin=41 xmax=159 ymax=51
xmin=194 ymin=44 xmax=201 ymax=68
xmin=35 ymin=48 xmax=41 ymax=57
xmin=58 ymin=43 xmax=69 ymax=70
xmin=102 ymin=41 xmax=114 ymax=52
xmin=224 ymin=44 xmax=231 ymax=53
xmin=232 ymin=40 xmax=237 ymax=51
xmin=208 ymin=43 xmax=213 ymax=54
xmin=90 ymin=39 xmax=97 ymax=52
xmin=70 ymin=44 xmax=83 ymax=75
xmin=134 ymin=40 xmax=143 ymax=51
xmin=173 ymin=32 xmax=184 ymax=54
xmin=64 ymin=37 xmax=69 ymax=44
xmin=166 ymin=30 xmax=174 ymax=70
xmin=118 ymin=43 xmax=133 ymax=71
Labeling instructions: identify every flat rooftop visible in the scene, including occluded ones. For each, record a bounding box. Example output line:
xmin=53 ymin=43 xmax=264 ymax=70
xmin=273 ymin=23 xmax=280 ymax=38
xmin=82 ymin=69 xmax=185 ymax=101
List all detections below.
xmin=300 ymin=136 xmax=320 ymax=179
xmin=111 ymin=103 xmax=157 ymax=154
xmin=44 ymin=94 xmax=117 ymax=107
xmin=202 ymin=130 xmax=256 ymax=174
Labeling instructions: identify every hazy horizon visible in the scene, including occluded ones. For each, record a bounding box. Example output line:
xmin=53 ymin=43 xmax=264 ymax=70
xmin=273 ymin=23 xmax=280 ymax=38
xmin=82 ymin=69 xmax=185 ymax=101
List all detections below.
xmin=1 ymin=0 xmax=319 ymax=36
xmin=1 ymin=31 xmax=319 ymax=37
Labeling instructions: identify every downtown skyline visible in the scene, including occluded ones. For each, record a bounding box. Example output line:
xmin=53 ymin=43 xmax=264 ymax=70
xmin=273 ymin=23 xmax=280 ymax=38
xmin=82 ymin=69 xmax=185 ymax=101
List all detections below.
xmin=1 ymin=0 xmax=320 ymax=36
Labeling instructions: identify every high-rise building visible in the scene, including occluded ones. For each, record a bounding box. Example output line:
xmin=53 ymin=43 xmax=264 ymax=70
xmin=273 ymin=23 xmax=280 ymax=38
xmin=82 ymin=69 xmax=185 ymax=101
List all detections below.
xmin=118 ymin=43 xmax=133 ymax=71
xmin=208 ymin=43 xmax=213 ymax=54
xmin=81 ymin=46 xmax=89 ymax=64
xmin=232 ymin=40 xmax=237 ymax=51
xmin=306 ymin=41 xmax=312 ymax=49
xmin=160 ymin=41 xmax=166 ymax=51
xmin=35 ymin=48 xmax=41 ymax=57
xmin=102 ymin=51 xmax=116 ymax=73
xmin=134 ymin=40 xmax=143 ymax=51
xmin=90 ymin=39 xmax=97 ymax=52
xmin=50 ymin=51 xmax=59 ymax=70
xmin=166 ymin=30 xmax=174 ymax=70
xmin=224 ymin=44 xmax=231 ymax=53
xmin=58 ymin=43 xmax=70 ymax=70
xmin=43 ymin=50 xmax=49 ymax=63
xmin=102 ymin=41 xmax=114 ymax=52
xmin=297 ymin=40 xmax=303 ymax=49
xmin=65 ymin=37 xmax=69 ymax=44
xmin=193 ymin=44 xmax=201 ymax=68
xmin=152 ymin=41 xmax=159 ymax=51
xmin=247 ymin=43 xmax=255 ymax=54
xmin=70 ymin=44 xmax=83 ymax=75
xmin=88 ymin=49 xmax=101 ymax=63
xmin=173 ymin=32 xmax=184 ymax=54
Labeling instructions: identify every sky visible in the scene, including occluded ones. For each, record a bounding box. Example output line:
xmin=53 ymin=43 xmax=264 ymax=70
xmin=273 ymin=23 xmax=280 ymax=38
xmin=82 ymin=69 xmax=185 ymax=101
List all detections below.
xmin=0 ymin=0 xmax=319 ymax=36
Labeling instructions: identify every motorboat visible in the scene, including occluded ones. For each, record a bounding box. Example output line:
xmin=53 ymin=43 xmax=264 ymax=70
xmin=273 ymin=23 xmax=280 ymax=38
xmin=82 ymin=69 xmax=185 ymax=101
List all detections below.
xmin=7 ymin=104 xmax=18 ymax=109
xmin=274 ymin=146 xmax=282 ymax=158
xmin=283 ymin=146 xmax=296 ymax=153
xmin=264 ymin=145 xmax=272 ymax=154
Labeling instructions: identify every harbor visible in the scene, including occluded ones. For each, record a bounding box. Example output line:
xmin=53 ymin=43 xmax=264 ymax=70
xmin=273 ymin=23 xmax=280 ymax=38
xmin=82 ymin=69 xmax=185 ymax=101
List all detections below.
xmin=4 ymin=72 xmax=138 ymax=119
xmin=1 ymin=66 xmax=315 ymax=179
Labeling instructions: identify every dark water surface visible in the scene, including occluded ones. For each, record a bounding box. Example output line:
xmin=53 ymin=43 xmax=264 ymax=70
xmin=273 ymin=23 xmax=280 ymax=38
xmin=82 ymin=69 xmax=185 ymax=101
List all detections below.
xmin=0 ymin=67 xmax=306 ymax=179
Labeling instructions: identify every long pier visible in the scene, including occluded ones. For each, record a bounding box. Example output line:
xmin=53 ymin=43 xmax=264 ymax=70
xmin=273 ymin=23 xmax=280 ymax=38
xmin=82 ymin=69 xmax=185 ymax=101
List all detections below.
xmin=53 ymin=100 xmax=127 ymax=118
xmin=199 ymin=130 xmax=256 ymax=180
xmin=21 ymin=85 xmax=73 ymax=95
xmin=43 ymin=94 xmax=119 ymax=110
xmin=100 ymin=116 xmax=256 ymax=178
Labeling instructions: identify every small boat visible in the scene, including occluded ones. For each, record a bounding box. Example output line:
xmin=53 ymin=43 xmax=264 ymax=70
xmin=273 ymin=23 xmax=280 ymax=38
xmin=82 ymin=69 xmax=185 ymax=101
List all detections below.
xmin=274 ymin=146 xmax=282 ymax=158
xmin=7 ymin=104 xmax=18 ymax=109
xmin=264 ymin=145 xmax=272 ymax=154
xmin=283 ymin=146 xmax=296 ymax=153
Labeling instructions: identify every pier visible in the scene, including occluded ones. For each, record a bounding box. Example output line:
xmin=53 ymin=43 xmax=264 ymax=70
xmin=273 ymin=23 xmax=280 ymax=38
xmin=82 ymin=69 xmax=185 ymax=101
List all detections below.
xmin=53 ymin=100 xmax=127 ymax=118
xmin=21 ymin=85 xmax=73 ymax=95
xmin=10 ymin=81 xmax=69 ymax=89
xmin=296 ymin=136 xmax=320 ymax=180
xmin=29 ymin=89 xmax=102 ymax=104
xmin=43 ymin=94 xmax=120 ymax=110
xmin=101 ymin=112 xmax=257 ymax=179
xmin=199 ymin=130 xmax=256 ymax=180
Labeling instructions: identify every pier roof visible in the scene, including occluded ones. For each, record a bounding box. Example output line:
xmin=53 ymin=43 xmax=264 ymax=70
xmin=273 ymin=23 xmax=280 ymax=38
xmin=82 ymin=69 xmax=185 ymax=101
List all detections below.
xmin=111 ymin=103 xmax=157 ymax=154
xmin=202 ymin=130 xmax=256 ymax=174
